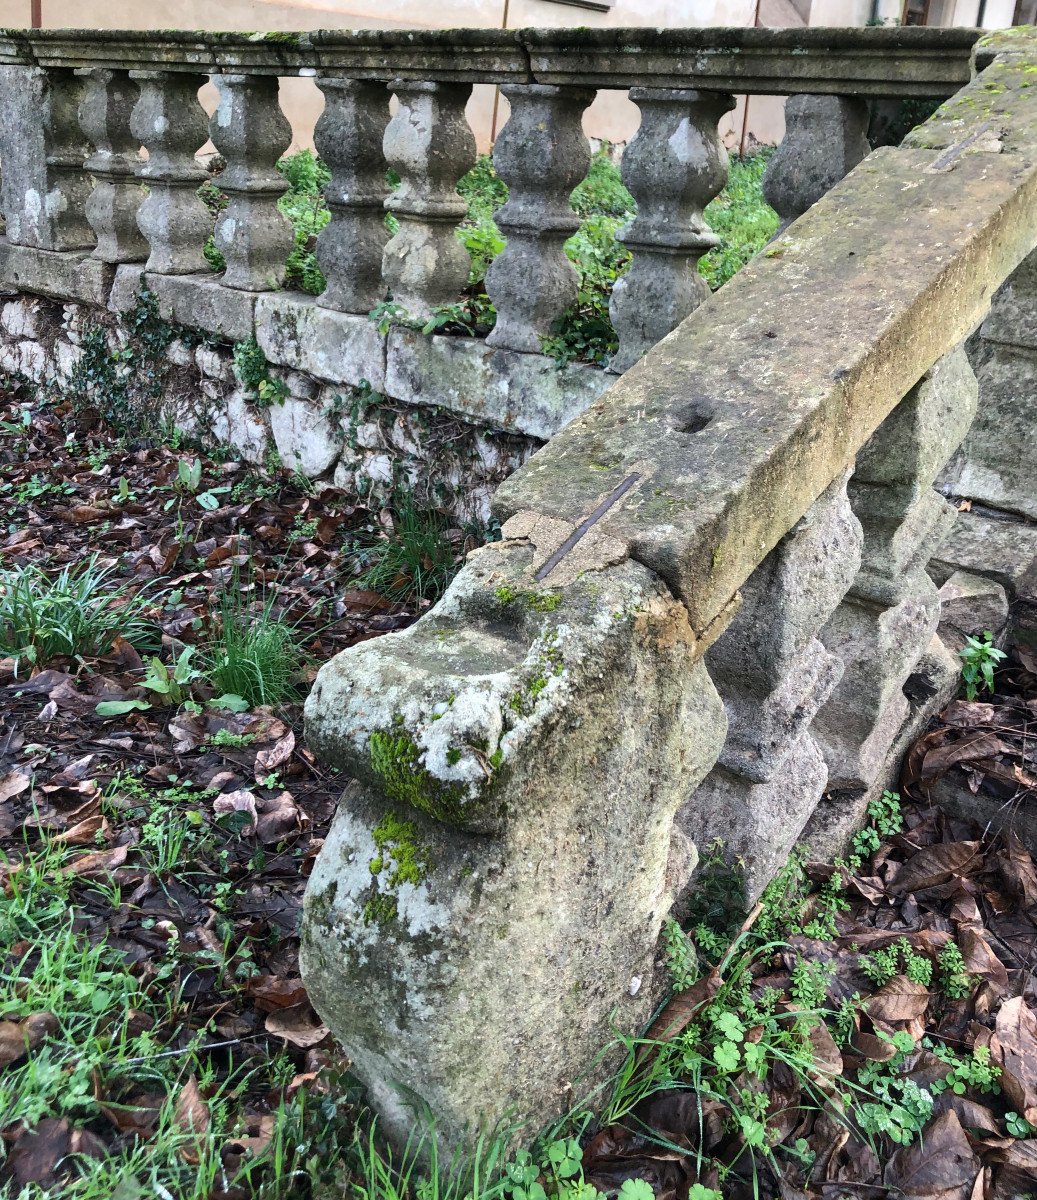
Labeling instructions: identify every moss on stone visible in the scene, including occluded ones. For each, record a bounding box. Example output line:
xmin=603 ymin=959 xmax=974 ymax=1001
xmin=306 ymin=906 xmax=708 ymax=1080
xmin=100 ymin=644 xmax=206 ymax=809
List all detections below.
xmin=368 ymin=729 xmax=469 ymax=824
xmin=370 ymin=811 xmax=428 ymax=888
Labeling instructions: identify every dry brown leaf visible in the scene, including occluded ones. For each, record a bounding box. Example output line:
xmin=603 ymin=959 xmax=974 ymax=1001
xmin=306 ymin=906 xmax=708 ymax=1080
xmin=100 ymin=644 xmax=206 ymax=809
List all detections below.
xmin=255 ymin=731 xmax=295 ymax=776
xmin=994 ymin=997 xmax=1037 ymax=1124
xmin=0 ymin=770 xmax=30 ymax=804
xmin=52 ymin=815 xmax=108 ymax=847
xmin=264 ymin=1002 xmax=330 ymax=1049
xmin=174 ymin=1075 xmax=210 ymax=1164
xmin=62 ymin=844 xmax=127 ymax=878
xmin=0 ymin=1012 xmax=58 ymax=1068
xmin=247 ymin=975 xmax=308 ymax=1012
xmin=864 ymin=976 xmax=930 ymax=1024
xmin=884 ymin=1110 xmax=979 ymax=1199
xmin=213 ymin=789 xmax=258 ymax=836
xmin=891 ymin=842 xmax=982 ymax=895
xmin=256 ymin=790 xmax=303 ymax=844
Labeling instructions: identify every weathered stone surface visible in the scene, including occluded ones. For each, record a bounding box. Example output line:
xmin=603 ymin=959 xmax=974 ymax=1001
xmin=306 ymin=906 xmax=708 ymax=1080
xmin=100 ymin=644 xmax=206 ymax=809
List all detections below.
xmin=209 ymin=74 xmax=293 ymax=292
xmin=763 ymin=94 xmax=870 ymax=229
xmin=929 ymin=510 xmax=1037 ymax=601
xmin=210 ymin=387 xmax=269 ymax=464
xmin=813 ymin=350 xmax=977 ymax=791
xmin=302 ymin=540 xmax=726 ymax=1147
xmin=492 ymin=49 xmax=1037 ymax=639
xmin=609 ymin=88 xmax=734 ymax=374
xmin=386 ymin=326 xmax=609 ymax=439
xmin=268 ymin=392 xmax=342 ymax=477
xmin=0 ymin=65 xmax=94 ymax=252
xmin=0 ymin=26 xmax=978 ymax=97
xmin=1 ymin=297 xmax=45 ymax=338
xmin=938 ymin=570 xmax=1010 ymax=651
xmin=803 ymin=633 xmax=960 ymax=861
xmin=944 ymin=250 xmax=1036 ymax=519
xmin=78 ymin=68 xmax=148 ymax=263
xmin=314 ymin=76 xmax=389 ymax=314
xmin=255 ymin=293 xmax=386 ymax=392
xmin=484 ymin=84 xmax=592 ymax=354
xmin=679 ymin=734 xmax=827 ymax=905
xmin=130 ymin=71 xmax=212 ymax=276
xmin=0 ymin=241 xmax=114 ymax=306
xmin=143 ymin=272 xmax=258 ymax=343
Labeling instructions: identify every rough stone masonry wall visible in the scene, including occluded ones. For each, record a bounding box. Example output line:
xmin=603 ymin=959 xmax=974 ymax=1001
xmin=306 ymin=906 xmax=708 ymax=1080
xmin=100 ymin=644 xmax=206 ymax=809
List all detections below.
xmin=0 ymin=283 xmax=562 ymax=523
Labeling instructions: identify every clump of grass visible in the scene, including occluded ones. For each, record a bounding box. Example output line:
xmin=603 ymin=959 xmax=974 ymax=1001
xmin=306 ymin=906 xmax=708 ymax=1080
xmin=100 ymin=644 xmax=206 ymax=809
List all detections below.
xmin=351 ymin=492 xmax=460 ymax=606
xmin=0 ymin=555 xmax=158 ymax=669
xmin=203 ymin=575 xmax=303 ymax=707
xmin=699 ymin=150 xmax=780 ymax=291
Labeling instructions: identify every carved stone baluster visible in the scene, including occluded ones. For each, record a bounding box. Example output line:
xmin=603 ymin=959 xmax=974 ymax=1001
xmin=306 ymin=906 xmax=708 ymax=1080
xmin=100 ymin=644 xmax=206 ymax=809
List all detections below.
xmin=675 ymin=474 xmax=863 ymax=904
xmin=78 ymin=69 xmax=147 ymax=263
xmin=382 ymin=81 xmax=475 ymax=320
xmin=609 ymin=89 xmax=734 ymax=374
xmin=313 ymin=76 xmax=389 ymax=313
xmin=812 ymin=348 xmax=979 ymax=791
xmin=208 ymin=74 xmax=293 ymax=292
xmin=130 ymin=70 xmax=211 ymax=275
xmin=762 ymin=95 xmax=870 ymax=232
xmin=0 ymin=65 xmax=93 ymax=250
xmin=484 ymin=84 xmax=593 ymax=354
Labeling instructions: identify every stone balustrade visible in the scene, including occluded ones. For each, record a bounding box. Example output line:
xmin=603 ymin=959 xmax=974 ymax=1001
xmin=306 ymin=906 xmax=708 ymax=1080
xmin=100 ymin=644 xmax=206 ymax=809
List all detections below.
xmin=0 ymin=26 xmax=980 ymax=449
xmin=299 ymin=27 xmax=1037 ymax=1147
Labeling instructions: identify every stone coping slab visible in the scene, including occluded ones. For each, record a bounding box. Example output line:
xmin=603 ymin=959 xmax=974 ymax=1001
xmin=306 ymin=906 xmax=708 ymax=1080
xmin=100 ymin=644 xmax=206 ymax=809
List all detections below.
xmin=255 ymin=293 xmax=387 ymax=394
xmin=491 ymin=45 xmax=1037 ymax=639
xmin=0 ymin=25 xmax=978 ymax=97
xmin=0 ymin=242 xmax=113 ymax=308
xmin=385 ymin=326 xmax=610 ymax=441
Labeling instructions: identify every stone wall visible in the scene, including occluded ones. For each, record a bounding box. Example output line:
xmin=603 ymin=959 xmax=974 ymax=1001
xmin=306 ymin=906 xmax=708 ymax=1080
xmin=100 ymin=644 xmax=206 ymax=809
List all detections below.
xmin=0 ymin=284 xmax=562 ymax=523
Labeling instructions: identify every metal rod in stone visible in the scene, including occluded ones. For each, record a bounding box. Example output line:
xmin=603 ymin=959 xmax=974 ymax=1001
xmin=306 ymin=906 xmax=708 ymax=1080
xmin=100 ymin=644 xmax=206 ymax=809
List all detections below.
xmin=534 ymin=471 xmax=642 ymax=582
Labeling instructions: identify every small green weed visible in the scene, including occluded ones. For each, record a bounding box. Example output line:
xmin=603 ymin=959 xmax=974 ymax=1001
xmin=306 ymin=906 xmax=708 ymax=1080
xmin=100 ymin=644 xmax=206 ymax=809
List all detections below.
xmin=938 ymin=941 xmax=977 ymax=999
xmin=959 ymin=630 xmax=1006 ymax=700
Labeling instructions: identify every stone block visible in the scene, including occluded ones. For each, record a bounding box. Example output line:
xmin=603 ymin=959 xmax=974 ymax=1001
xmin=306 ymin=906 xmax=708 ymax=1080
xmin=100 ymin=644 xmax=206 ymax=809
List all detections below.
xmin=929 ymin=510 xmax=1037 ymax=602
xmin=52 ymin=338 xmax=83 ymax=382
xmin=143 ymin=272 xmax=258 ymax=344
xmin=980 ymin=248 xmax=1037 ymax=351
xmin=108 ymin=263 xmax=146 ymax=314
xmin=954 ymin=347 xmax=1037 ymax=520
xmin=211 ymin=387 xmax=269 ymax=464
xmin=195 ymin=344 xmax=234 ymax=382
xmin=386 ymin=326 xmax=610 ymax=440
xmin=301 ymin=541 xmax=726 ymax=1148
xmin=255 ymin=292 xmax=386 ymax=393
xmin=0 ymin=241 xmax=114 ymax=306
xmin=938 ymin=570 xmax=1010 ymax=652
xmin=269 ymin=393 xmax=342 ymax=478
xmin=677 ymin=733 xmax=827 ymax=906
xmin=1 ymin=297 xmax=44 ymax=338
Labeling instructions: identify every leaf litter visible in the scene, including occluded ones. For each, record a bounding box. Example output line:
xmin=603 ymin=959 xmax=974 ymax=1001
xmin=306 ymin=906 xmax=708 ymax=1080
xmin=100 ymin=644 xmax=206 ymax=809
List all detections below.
xmin=5 ymin=389 xmax=1037 ymax=1197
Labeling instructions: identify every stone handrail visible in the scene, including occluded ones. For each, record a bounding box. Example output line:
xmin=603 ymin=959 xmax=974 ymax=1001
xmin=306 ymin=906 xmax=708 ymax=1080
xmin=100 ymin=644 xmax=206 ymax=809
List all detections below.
xmin=0 ymin=24 xmax=982 ymax=404
xmin=297 ymin=28 xmax=1037 ymax=1148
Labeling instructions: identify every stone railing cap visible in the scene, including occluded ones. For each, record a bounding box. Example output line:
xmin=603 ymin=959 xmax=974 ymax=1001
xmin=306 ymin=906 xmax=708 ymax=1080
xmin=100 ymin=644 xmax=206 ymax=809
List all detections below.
xmin=0 ymin=24 xmax=980 ymax=95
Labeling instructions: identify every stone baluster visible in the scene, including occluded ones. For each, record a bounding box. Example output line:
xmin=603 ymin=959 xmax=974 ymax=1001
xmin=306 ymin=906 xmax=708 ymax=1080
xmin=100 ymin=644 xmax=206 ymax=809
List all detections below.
xmin=130 ymin=71 xmax=212 ymax=275
xmin=208 ymin=74 xmax=294 ymax=292
xmin=78 ymin=69 xmax=147 ymax=263
xmin=609 ymin=89 xmax=734 ymax=375
xmin=382 ymin=81 xmax=475 ymax=320
xmin=0 ymin=65 xmax=94 ymax=250
xmin=313 ymin=77 xmax=389 ymax=313
xmin=762 ymin=95 xmax=871 ymax=232
xmin=484 ymin=84 xmax=593 ymax=354
xmin=811 ymin=348 xmax=979 ymax=792
xmin=675 ymin=474 xmax=863 ymax=905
